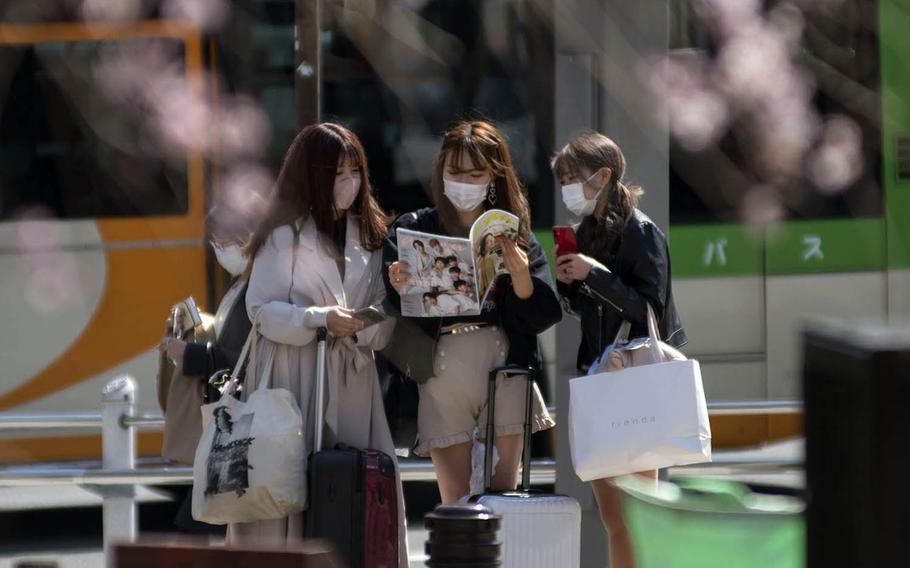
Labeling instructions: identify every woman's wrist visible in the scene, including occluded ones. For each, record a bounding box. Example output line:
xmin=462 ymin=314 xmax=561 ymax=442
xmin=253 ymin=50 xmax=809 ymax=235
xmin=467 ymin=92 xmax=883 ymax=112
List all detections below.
xmin=512 ymin=270 xmax=533 ymax=299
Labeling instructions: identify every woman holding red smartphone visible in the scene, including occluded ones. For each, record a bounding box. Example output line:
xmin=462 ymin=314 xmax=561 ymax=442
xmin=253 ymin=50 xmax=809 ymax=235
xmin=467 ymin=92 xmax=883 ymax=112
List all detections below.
xmin=551 ymin=132 xmax=686 ymax=568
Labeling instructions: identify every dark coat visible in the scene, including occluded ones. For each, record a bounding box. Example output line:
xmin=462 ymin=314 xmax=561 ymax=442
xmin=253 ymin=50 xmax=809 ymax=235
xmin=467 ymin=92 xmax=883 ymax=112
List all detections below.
xmin=558 ymin=209 xmax=686 ymax=370
xmin=382 ymin=208 xmax=562 ymax=378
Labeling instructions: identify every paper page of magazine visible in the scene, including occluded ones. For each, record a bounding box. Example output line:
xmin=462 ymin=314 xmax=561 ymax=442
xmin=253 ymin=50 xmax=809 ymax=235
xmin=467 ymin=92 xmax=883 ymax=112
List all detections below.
xmin=396 ymin=228 xmax=480 ymax=317
xmin=468 ymin=209 xmax=520 ymax=306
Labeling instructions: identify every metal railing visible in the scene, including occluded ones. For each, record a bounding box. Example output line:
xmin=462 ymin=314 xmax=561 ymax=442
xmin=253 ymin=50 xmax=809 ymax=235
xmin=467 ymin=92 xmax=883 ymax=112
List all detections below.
xmin=1 ymin=400 xmax=804 ymax=432
xmin=0 ymin=375 xmax=804 ymax=562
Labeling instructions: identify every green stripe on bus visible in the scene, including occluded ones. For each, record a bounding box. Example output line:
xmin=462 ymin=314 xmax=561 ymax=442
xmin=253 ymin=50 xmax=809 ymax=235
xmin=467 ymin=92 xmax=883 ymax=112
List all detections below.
xmin=881 ymin=0 xmax=910 ymax=268
xmin=764 ymin=219 xmax=884 ymax=274
xmin=670 ymin=219 xmax=885 ymax=278
xmin=543 ymin=218 xmax=887 ymax=279
xmin=669 ymin=225 xmax=763 ymax=278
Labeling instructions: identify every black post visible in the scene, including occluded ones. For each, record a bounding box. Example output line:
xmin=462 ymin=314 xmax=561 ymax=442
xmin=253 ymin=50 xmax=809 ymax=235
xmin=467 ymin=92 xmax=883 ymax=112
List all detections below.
xmin=804 ymin=320 xmax=910 ymax=567
xmin=425 ymin=503 xmax=501 ymax=567
xmin=295 ymin=0 xmax=320 ymax=128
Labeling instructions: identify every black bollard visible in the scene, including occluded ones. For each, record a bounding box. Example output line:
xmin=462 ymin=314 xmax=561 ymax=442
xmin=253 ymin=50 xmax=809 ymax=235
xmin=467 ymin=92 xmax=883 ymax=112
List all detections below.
xmin=424 ymin=503 xmax=502 ymax=567
xmin=804 ymin=320 xmax=910 ymax=567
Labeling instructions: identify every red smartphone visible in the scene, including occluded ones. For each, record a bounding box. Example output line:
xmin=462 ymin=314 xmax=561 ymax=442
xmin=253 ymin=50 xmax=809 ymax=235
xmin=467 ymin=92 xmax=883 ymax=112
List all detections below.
xmin=552 ymin=226 xmax=579 ymax=255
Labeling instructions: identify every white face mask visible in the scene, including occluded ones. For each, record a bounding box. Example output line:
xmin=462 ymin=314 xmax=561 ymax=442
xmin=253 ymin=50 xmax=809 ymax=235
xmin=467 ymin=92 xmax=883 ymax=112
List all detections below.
xmin=443 ymin=178 xmax=488 ymax=212
xmin=561 ymin=171 xmax=602 ymax=217
xmin=334 ymin=177 xmax=361 ymax=211
xmin=213 ymin=243 xmax=248 ymax=276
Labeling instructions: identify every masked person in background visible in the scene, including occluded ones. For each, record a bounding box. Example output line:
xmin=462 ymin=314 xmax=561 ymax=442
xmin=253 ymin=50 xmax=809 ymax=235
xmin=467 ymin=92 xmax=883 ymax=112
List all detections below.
xmin=165 ymin=208 xmax=255 ymax=387
xmin=158 ymin=200 xmax=259 ymax=534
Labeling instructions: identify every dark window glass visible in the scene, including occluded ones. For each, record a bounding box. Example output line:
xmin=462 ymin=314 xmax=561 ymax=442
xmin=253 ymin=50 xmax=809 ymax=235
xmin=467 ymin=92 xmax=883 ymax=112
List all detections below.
xmin=0 ymin=39 xmax=189 ymax=220
xmin=320 ymin=0 xmax=555 ymax=227
xmin=668 ymin=0 xmax=882 ymax=224
xmin=217 ymin=0 xmax=297 ymax=172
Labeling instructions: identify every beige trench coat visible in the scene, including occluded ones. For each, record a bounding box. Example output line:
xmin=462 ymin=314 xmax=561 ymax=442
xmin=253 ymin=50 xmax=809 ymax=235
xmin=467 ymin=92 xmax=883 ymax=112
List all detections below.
xmin=229 ymin=215 xmax=407 ymax=567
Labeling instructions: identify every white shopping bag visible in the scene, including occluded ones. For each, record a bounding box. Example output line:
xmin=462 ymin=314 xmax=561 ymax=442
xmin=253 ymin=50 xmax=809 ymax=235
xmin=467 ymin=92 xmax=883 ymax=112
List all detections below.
xmin=192 ymin=324 xmax=306 ymax=524
xmin=568 ymin=305 xmax=711 ymax=481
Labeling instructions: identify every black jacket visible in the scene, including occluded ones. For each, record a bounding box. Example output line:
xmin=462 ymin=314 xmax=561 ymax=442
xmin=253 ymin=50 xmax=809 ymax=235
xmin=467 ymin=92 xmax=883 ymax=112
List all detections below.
xmin=558 ymin=209 xmax=686 ymax=370
xmin=182 ymin=280 xmax=251 ymax=379
xmin=382 ymin=208 xmax=562 ymax=377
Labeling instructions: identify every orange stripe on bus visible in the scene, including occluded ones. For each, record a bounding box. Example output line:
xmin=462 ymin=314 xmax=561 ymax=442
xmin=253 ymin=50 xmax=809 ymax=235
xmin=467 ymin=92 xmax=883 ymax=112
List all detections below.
xmin=0 ymin=21 xmax=199 ymax=44
xmin=709 ymin=414 xmax=803 ymax=448
xmin=0 ymin=432 xmax=164 ymax=465
xmin=0 ymin=245 xmax=207 ymax=410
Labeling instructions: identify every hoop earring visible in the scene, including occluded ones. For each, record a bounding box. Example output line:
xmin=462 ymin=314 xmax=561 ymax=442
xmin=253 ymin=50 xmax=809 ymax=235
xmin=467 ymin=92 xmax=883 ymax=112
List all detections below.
xmin=487 ymin=183 xmax=496 ymax=205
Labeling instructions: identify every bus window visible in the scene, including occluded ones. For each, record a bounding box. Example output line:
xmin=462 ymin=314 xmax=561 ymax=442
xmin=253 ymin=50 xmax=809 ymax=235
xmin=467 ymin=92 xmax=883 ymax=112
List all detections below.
xmin=0 ymin=39 xmax=189 ymax=220
xmin=319 ymin=0 xmax=555 ymax=227
xmin=667 ymin=0 xmax=882 ymax=225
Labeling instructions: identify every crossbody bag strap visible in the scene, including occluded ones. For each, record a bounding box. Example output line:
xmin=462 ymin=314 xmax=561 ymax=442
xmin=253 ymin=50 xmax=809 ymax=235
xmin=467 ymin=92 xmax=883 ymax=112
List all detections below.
xmin=289 ymin=221 xmax=300 ymax=304
xmin=249 ymin=223 xmax=300 ymax=393
xmin=223 ymin=323 xmax=257 ymax=397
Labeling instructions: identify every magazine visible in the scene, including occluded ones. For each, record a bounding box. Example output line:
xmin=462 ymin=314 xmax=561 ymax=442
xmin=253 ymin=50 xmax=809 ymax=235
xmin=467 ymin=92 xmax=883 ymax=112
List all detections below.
xmin=397 ymin=209 xmax=520 ymax=317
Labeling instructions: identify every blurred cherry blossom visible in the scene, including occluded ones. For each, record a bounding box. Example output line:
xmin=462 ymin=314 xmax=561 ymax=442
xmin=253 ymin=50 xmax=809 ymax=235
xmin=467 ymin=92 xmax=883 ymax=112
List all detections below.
xmin=217 ymin=97 xmax=272 ymax=160
xmin=655 ymin=0 xmax=868 ymax=221
xmin=806 ymin=115 xmax=863 ymax=194
xmin=80 ymin=0 xmax=142 ymax=22
xmin=162 ymin=0 xmax=229 ymax=31
xmin=741 ymin=185 xmax=785 ymax=225
xmin=14 ymin=208 xmax=83 ymax=312
xmin=220 ymin=164 xmax=274 ymax=217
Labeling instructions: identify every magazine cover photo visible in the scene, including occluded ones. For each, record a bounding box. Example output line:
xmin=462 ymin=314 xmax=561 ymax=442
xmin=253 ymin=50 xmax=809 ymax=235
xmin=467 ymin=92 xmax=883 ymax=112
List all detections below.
xmin=397 ymin=231 xmax=479 ymax=317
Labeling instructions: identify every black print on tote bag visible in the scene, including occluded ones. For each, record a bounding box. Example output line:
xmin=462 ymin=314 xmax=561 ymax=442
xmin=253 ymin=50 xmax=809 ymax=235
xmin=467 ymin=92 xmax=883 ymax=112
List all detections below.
xmin=204 ymin=406 xmax=255 ymax=497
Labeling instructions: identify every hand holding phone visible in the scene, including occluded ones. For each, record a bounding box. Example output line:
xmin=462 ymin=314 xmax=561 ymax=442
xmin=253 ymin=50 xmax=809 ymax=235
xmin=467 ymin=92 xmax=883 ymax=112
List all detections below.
xmin=168 ymin=296 xmax=203 ymax=340
xmin=353 ymin=305 xmax=388 ymax=328
xmin=552 ymin=226 xmax=579 ymax=256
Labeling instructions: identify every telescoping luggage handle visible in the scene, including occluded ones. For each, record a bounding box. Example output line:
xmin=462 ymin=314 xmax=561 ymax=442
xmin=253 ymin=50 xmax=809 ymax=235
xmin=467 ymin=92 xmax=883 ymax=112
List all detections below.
xmin=484 ymin=365 xmax=536 ymax=493
xmin=314 ymin=327 xmax=329 ymax=452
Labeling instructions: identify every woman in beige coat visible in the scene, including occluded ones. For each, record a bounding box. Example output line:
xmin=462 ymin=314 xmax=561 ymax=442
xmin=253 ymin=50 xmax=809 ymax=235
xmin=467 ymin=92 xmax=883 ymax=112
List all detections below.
xmin=230 ymin=123 xmax=408 ymax=566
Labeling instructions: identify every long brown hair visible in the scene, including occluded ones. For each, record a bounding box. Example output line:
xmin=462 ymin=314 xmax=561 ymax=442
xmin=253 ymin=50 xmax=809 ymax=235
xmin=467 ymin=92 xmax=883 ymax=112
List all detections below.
xmin=245 ymin=123 xmax=387 ymax=264
xmin=551 ymin=132 xmax=643 ymax=259
xmin=431 ymin=121 xmax=531 ymax=241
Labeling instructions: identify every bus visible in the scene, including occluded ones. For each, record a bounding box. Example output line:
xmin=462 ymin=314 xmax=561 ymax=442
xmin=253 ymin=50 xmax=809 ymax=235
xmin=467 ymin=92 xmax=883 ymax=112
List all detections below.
xmin=0 ymin=19 xmax=211 ymax=463
xmin=1 ymin=0 xmax=907 ymax=464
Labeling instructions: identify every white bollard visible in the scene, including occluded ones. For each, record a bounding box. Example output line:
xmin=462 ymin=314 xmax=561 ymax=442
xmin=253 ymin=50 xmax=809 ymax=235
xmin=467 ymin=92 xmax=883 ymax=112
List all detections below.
xmin=101 ymin=376 xmax=137 ymax=567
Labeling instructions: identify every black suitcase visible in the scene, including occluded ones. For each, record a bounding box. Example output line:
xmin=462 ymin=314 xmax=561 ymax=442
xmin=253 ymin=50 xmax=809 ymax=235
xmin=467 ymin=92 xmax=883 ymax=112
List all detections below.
xmin=304 ymin=327 xmax=399 ymax=568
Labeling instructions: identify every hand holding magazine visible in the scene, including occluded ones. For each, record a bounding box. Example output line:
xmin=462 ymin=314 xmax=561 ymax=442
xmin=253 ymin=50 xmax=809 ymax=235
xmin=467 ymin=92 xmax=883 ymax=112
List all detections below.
xmin=396 ymin=209 xmax=520 ymax=317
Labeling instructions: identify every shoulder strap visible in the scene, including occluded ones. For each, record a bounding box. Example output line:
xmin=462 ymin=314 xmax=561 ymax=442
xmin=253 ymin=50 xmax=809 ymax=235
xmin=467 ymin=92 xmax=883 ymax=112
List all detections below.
xmin=223 ymin=324 xmax=257 ymax=396
xmin=288 ymin=220 xmax=301 ymax=303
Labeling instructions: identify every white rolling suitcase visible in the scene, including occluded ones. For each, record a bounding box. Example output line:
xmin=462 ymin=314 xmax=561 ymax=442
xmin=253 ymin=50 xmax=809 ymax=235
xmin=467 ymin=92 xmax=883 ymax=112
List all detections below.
xmin=467 ymin=365 xmax=581 ymax=568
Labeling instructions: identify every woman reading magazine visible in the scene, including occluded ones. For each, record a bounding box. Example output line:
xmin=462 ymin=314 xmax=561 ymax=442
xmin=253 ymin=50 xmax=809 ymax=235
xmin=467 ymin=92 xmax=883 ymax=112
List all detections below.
xmin=382 ymin=120 xmax=561 ymax=503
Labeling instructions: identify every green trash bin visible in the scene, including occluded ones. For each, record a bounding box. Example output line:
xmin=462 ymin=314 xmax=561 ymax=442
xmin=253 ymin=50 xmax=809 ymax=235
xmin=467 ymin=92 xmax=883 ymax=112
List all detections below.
xmin=617 ymin=476 xmax=805 ymax=568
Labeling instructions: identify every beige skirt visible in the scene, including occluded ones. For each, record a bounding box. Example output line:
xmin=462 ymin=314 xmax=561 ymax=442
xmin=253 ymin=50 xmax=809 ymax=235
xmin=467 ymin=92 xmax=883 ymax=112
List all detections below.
xmin=415 ymin=325 xmax=554 ymax=456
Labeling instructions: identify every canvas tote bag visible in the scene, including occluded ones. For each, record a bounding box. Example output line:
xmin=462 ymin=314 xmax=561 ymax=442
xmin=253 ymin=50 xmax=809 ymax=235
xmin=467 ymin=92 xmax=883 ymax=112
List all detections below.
xmin=192 ymin=322 xmax=306 ymax=524
xmin=569 ymin=304 xmax=711 ymax=481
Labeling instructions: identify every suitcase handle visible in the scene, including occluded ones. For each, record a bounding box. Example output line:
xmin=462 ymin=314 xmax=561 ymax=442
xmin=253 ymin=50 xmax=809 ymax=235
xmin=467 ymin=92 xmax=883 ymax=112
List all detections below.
xmin=314 ymin=327 xmax=328 ymax=452
xmin=484 ymin=365 xmax=536 ymax=493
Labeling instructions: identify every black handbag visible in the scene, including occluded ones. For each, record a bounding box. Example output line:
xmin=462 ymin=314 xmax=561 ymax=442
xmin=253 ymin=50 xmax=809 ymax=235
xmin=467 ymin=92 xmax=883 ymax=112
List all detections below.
xmin=378 ymin=301 xmax=437 ymax=384
xmin=376 ymin=353 xmax=420 ymax=451
xmin=203 ymin=342 xmax=242 ymax=404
